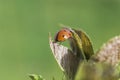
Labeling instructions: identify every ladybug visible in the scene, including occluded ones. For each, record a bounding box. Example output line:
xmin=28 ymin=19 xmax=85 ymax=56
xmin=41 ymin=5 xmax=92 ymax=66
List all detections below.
xmin=54 ymin=28 xmax=72 ymax=42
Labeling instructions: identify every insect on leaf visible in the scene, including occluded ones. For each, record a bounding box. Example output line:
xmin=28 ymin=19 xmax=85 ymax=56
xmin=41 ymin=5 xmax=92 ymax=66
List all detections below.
xmin=49 ymin=27 xmax=94 ymax=80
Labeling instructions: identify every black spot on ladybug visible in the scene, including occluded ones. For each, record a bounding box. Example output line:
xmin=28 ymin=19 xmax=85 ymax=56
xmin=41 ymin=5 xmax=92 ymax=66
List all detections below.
xmin=62 ymin=35 xmax=65 ymax=37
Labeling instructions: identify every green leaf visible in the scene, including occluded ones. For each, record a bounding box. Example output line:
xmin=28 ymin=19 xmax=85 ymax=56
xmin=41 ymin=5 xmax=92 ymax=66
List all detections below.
xmin=75 ymin=62 xmax=119 ymax=80
xmin=69 ymin=28 xmax=94 ymax=61
xmin=29 ymin=74 xmax=45 ymax=80
xmin=73 ymin=29 xmax=94 ymax=60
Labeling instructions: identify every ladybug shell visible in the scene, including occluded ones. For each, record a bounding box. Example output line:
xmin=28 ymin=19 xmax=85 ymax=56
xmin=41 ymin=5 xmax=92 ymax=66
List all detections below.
xmin=55 ymin=29 xmax=72 ymax=42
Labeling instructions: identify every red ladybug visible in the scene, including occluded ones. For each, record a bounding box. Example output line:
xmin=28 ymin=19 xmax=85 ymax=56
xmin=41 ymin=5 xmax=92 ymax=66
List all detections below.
xmin=54 ymin=28 xmax=72 ymax=42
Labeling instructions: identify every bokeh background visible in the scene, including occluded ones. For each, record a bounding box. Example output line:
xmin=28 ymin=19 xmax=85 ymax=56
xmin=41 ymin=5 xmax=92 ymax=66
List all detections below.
xmin=0 ymin=0 xmax=120 ymax=80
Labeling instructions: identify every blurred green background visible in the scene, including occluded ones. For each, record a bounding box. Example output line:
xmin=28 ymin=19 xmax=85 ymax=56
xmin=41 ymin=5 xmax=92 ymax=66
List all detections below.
xmin=0 ymin=0 xmax=120 ymax=80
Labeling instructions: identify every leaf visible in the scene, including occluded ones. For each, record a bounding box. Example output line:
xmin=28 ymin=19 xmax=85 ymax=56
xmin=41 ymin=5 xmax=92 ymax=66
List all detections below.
xmin=70 ymin=29 xmax=94 ymax=60
xmin=29 ymin=74 xmax=45 ymax=80
xmin=49 ymin=34 xmax=80 ymax=80
xmin=92 ymin=36 xmax=120 ymax=66
xmin=86 ymin=36 xmax=120 ymax=80
xmin=75 ymin=62 xmax=119 ymax=80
